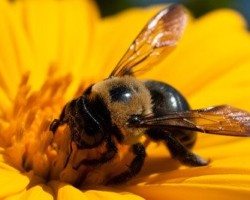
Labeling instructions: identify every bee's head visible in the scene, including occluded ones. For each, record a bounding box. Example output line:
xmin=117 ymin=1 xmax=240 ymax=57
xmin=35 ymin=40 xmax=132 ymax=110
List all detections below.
xmin=62 ymin=90 xmax=111 ymax=149
xmin=86 ymin=76 xmax=152 ymax=144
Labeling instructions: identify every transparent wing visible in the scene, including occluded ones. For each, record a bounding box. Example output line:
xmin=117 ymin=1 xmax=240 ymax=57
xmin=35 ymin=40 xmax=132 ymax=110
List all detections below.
xmin=109 ymin=4 xmax=188 ymax=77
xmin=129 ymin=105 xmax=250 ymax=136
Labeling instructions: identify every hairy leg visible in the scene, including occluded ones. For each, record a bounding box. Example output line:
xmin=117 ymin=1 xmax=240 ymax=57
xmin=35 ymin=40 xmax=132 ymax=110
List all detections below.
xmin=146 ymin=128 xmax=209 ymax=166
xmin=74 ymin=137 xmax=117 ymax=169
xmin=106 ymin=143 xmax=146 ymax=185
xmin=50 ymin=106 xmax=67 ymax=133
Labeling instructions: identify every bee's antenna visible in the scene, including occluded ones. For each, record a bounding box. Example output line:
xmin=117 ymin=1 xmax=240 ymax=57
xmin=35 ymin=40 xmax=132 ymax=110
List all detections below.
xmin=81 ymin=95 xmax=103 ymax=132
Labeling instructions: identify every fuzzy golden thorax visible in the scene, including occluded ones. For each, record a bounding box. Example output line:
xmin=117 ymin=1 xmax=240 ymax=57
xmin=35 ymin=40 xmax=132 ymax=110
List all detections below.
xmin=91 ymin=76 xmax=152 ymax=144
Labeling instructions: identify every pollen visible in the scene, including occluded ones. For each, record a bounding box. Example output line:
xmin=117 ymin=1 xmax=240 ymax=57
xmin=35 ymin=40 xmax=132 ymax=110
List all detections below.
xmin=0 ymin=67 xmax=91 ymax=185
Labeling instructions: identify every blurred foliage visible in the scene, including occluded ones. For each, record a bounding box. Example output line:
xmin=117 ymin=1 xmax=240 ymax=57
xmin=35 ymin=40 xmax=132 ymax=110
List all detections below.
xmin=95 ymin=0 xmax=250 ymax=26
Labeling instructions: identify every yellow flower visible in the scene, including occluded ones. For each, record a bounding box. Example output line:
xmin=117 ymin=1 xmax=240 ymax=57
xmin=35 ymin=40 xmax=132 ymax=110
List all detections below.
xmin=0 ymin=0 xmax=250 ymax=199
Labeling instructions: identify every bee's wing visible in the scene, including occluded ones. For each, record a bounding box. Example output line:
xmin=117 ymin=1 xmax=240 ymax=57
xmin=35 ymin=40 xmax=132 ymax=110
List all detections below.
xmin=129 ymin=105 xmax=250 ymax=137
xmin=109 ymin=4 xmax=187 ymax=77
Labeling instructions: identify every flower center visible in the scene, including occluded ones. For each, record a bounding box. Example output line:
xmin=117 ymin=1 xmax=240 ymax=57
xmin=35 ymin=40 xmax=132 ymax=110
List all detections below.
xmin=0 ymin=67 xmax=95 ymax=185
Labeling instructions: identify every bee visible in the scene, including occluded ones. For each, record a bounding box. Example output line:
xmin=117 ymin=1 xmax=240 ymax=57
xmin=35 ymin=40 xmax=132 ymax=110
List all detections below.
xmin=50 ymin=4 xmax=250 ymax=185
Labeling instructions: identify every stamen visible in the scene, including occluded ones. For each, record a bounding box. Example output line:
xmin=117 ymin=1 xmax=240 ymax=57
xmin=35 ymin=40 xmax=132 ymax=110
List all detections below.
xmin=0 ymin=67 xmax=94 ymax=186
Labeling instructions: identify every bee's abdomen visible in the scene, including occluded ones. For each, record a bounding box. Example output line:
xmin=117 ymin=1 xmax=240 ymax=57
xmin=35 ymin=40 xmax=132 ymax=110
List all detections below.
xmin=144 ymin=80 xmax=197 ymax=149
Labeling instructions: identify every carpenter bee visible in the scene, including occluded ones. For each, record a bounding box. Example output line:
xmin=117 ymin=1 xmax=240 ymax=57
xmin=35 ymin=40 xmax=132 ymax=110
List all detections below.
xmin=50 ymin=4 xmax=250 ymax=185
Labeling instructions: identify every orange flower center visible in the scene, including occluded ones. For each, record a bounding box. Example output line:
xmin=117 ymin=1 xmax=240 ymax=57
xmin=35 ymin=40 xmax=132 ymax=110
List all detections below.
xmin=0 ymin=67 xmax=97 ymax=185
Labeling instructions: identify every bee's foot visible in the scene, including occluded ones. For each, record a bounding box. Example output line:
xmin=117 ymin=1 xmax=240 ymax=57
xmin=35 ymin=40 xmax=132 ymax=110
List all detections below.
xmin=49 ymin=119 xmax=60 ymax=133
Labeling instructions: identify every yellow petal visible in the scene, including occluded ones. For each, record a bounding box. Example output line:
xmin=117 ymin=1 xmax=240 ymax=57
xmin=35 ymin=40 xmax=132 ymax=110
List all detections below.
xmin=0 ymin=87 xmax=11 ymax=112
xmin=0 ymin=169 xmax=29 ymax=198
xmin=137 ymin=156 xmax=250 ymax=184
xmin=124 ymin=182 xmax=250 ymax=200
xmin=5 ymin=0 xmax=99 ymax=92
xmin=196 ymin=136 xmax=250 ymax=159
xmin=19 ymin=0 xmax=60 ymax=89
xmin=84 ymin=189 xmax=144 ymax=200
xmin=0 ymin=159 xmax=20 ymax=172
xmin=3 ymin=190 xmax=26 ymax=200
xmin=0 ymin=1 xmax=26 ymax=97
xmin=189 ymin=60 xmax=250 ymax=110
xmin=184 ymin=174 xmax=250 ymax=187
xmin=56 ymin=0 xmax=99 ymax=95
xmin=50 ymin=182 xmax=89 ymax=200
xmin=50 ymin=181 xmax=144 ymax=200
xmin=20 ymin=185 xmax=54 ymax=200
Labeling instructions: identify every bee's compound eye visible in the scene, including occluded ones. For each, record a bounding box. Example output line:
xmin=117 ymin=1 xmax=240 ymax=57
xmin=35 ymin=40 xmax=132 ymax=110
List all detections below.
xmin=110 ymin=85 xmax=133 ymax=103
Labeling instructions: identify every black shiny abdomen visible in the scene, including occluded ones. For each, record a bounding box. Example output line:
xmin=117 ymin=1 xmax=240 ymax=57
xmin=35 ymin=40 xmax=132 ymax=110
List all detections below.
xmin=144 ymin=80 xmax=197 ymax=149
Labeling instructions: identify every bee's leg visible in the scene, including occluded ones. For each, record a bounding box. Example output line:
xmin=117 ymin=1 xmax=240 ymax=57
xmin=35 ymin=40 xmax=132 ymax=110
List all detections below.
xmin=49 ymin=119 xmax=61 ymax=133
xmin=74 ymin=137 xmax=118 ymax=169
xmin=64 ymin=141 xmax=73 ymax=168
xmin=49 ymin=106 xmax=67 ymax=133
xmin=165 ymin=133 xmax=209 ymax=166
xmin=146 ymin=129 xmax=209 ymax=166
xmin=106 ymin=143 xmax=146 ymax=185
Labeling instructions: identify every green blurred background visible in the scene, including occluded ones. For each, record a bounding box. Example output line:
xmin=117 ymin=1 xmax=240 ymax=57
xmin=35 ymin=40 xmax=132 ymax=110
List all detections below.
xmin=95 ymin=0 xmax=250 ymax=26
